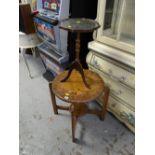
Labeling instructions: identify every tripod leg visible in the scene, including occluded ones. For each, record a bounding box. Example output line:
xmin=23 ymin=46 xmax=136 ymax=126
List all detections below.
xmin=61 ymin=66 xmax=74 ymax=82
xmin=61 ymin=60 xmax=90 ymax=88
xmin=76 ymin=62 xmax=90 ymax=89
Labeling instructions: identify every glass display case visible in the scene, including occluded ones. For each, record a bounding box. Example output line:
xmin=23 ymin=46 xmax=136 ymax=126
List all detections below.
xmin=96 ymin=0 xmax=135 ymax=53
xmin=87 ymin=0 xmax=135 ymax=132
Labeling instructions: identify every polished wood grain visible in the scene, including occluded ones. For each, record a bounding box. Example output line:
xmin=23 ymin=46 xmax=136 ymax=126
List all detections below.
xmin=52 ymin=70 xmax=104 ymax=103
xmin=49 ymin=70 xmax=110 ymax=142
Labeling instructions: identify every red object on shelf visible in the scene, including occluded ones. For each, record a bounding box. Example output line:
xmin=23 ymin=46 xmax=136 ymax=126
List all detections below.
xmin=31 ymin=10 xmax=39 ymax=16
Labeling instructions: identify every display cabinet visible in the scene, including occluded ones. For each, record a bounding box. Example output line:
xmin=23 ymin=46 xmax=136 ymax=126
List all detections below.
xmin=96 ymin=0 xmax=135 ymax=54
xmin=86 ymin=0 xmax=135 ymax=132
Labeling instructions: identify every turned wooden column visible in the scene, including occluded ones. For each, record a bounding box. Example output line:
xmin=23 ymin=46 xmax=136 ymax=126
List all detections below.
xmin=75 ymin=32 xmax=80 ymax=62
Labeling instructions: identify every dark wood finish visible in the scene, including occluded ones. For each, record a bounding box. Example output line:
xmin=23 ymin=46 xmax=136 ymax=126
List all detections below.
xmin=49 ymin=82 xmax=58 ymax=114
xmin=75 ymin=32 xmax=80 ymax=61
xmin=56 ymin=105 xmax=70 ymax=111
xmin=59 ymin=18 xmax=100 ymax=88
xmin=50 ymin=70 xmax=110 ymax=142
xmin=61 ymin=60 xmax=90 ymax=88
xmin=71 ymin=112 xmax=77 ymax=142
xmin=69 ymin=0 xmax=98 ymax=68
xmin=19 ymin=4 xmax=35 ymax=34
xmin=52 ymin=70 xmax=104 ymax=103
xmin=69 ymin=0 xmax=97 ymax=19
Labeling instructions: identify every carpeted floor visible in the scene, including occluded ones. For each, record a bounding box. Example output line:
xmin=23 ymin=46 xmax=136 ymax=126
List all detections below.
xmin=19 ymin=54 xmax=135 ymax=155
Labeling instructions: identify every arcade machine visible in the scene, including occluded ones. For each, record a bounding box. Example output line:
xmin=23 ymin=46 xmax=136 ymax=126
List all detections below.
xmin=33 ymin=0 xmax=70 ymax=79
xmin=31 ymin=0 xmax=97 ymax=79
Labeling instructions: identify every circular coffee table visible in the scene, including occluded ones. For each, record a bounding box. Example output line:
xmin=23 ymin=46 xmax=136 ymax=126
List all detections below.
xmin=49 ymin=70 xmax=110 ymax=142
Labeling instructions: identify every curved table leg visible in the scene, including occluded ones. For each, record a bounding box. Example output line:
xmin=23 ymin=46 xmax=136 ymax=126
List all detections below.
xmin=61 ymin=60 xmax=90 ymax=89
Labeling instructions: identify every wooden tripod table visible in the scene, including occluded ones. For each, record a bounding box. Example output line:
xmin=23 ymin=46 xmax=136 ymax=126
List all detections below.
xmin=59 ymin=18 xmax=100 ymax=89
xmin=49 ymin=70 xmax=110 ymax=142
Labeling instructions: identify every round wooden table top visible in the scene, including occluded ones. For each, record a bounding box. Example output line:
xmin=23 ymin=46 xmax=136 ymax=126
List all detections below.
xmin=59 ymin=18 xmax=100 ymax=33
xmin=52 ymin=70 xmax=104 ymax=104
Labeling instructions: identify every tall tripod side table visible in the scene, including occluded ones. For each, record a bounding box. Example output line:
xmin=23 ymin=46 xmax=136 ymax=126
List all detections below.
xmin=59 ymin=18 xmax=100 ymax=88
